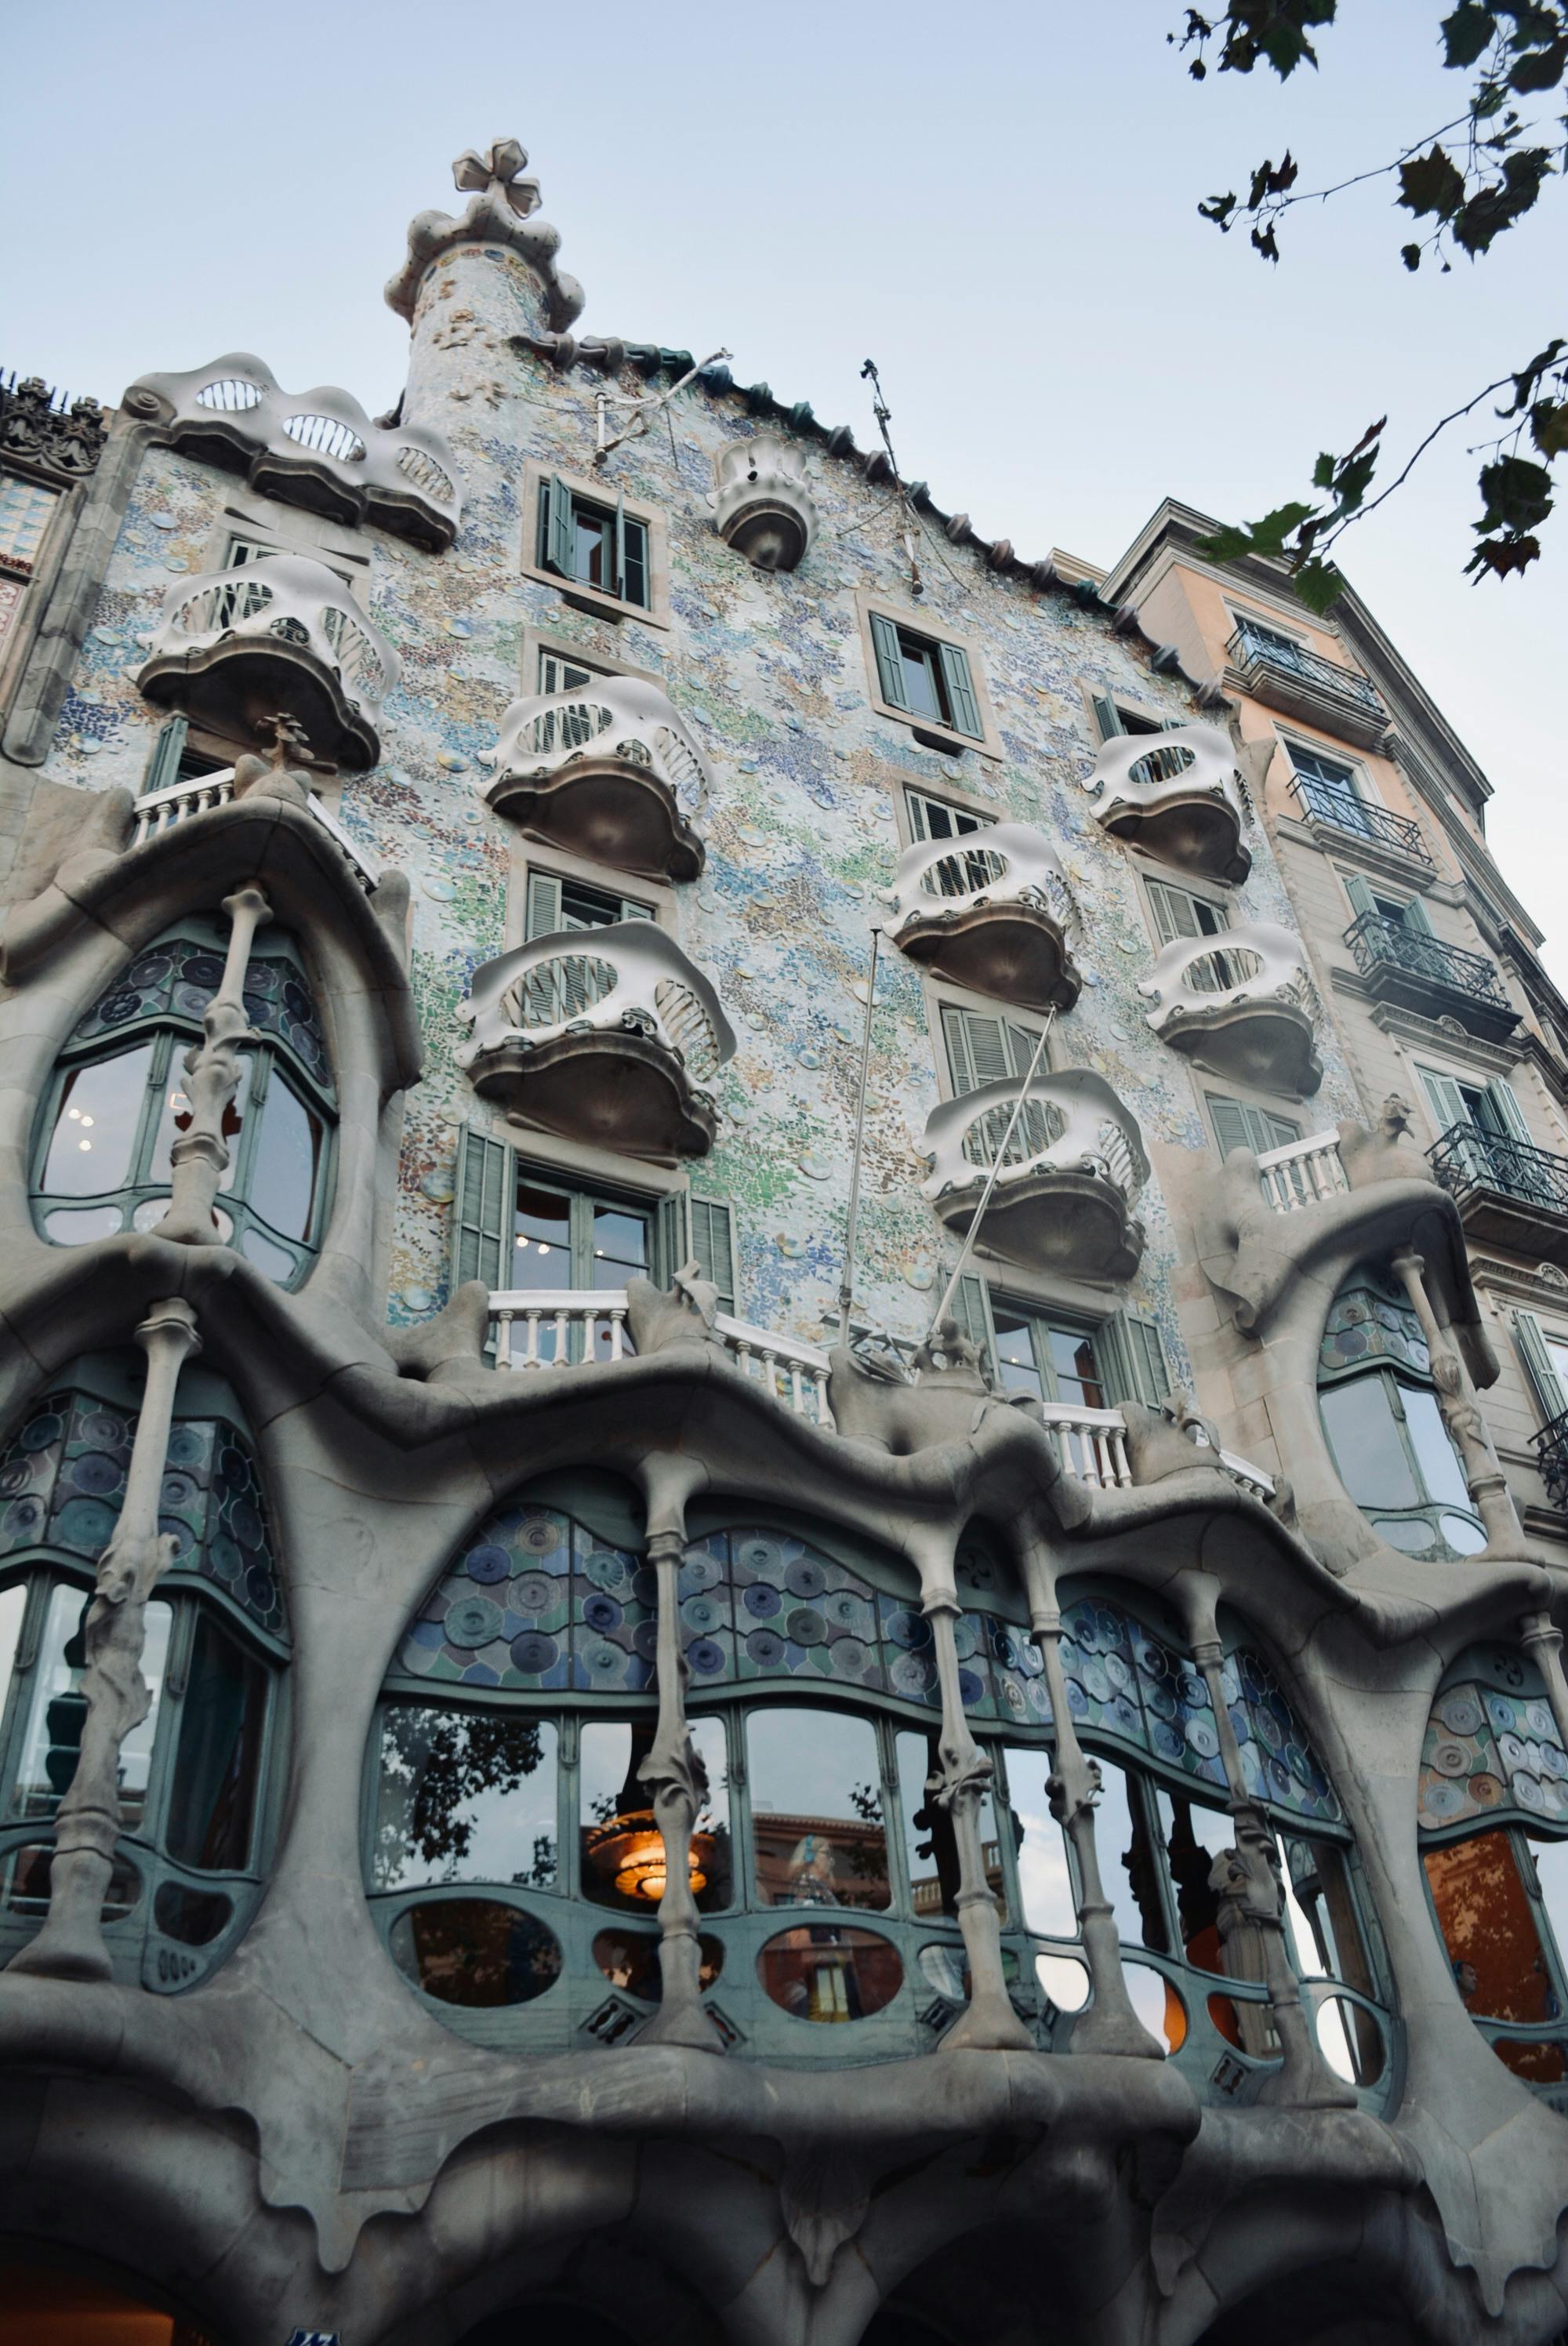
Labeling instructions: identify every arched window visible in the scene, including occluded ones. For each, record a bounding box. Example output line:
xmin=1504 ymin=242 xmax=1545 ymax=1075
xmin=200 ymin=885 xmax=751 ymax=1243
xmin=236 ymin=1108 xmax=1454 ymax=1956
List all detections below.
xmin=0 ymin=1365 xmax=287 ymax=1990
xmin=32 ymin=916 xmax=336 ymax=1287
xmin=367 ymin=1493 xmax=1387 ymax=2094
xmin=1417 ymin=1642 xmax=1568 ymax=2089
xmin=1317 ymin=1266 xmax=1485 ymax=1560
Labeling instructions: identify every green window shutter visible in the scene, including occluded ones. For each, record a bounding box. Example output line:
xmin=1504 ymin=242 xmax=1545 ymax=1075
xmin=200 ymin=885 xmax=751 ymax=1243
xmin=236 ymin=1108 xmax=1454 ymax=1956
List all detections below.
xmin=1261 ymin=1109 xmax=1302 ymax=1150
xmin=525 ymin=871 xmax=564 ymax=941
xmin=143 ymin=715 xmax=187 ymax=796
xmin=655 ymin=1191 xmax=691 ymax=1289
xmin=452 ymin=1127 xmax=513 ymax=1294
xmin=546 ymin=475 xmax=576 ymax=579
xmin=938 ymin=640 xmax=983 ymax=740
xmin=1091 ymin=693 xmax=1123 ymax=740
xmin=1400 ymin=895 xmax=1435 ymax=938
xmin=690 ymin=1197 xmax=736 ymax=1314
xmin=952 ymin=1273 xmax=998 ymax=1378
xmin=1208 ymin=1094 xmax=1258 ymax=1159
xmin=1418 ymin=1067 xmax=1468 ymax=1136
xmin=1512 ymin=1310 xmax=1563 ymax=1422
xmin=941 ymin=1004 xmax=1022 ymax=1095
xmin=1146 ymin=879 xmax=1203 ymax=947
xmin=1343 ymin=873 xmax=1377 ymax=922
xmin=1113 ymin=1313 xmax=1171 ymax=1408
xmin=905 ymin=789 xmax=932 ymax=843
xmin=1486 ymin=1077 xmax=1533 ymax=1144
xmin=869 ymin=611 xmax=909 ymax=710
xmin=613 ymin=487 xmax=627 ymax=602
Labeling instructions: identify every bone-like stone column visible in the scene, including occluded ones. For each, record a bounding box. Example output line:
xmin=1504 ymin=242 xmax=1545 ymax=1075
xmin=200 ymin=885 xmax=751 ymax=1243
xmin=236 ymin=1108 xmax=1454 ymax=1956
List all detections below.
xmin=158 ymin=884 xmax=270 ymax=1246
xmin=9 ymin=1297 xmax=200 ymax=1981
xmin=636 ymin=1520 xmax=720 ymax=2051
xmin=1390 ymin=1247 xmax=1530 ymax=1556
xmin=1182 ymin=1576 xmax=1353 ymax=2108
xmin=1522 ymin=1611 xmax=1568 ymax=1754
xmin=1020 ymin=1538 xmax=1163 ymax=2057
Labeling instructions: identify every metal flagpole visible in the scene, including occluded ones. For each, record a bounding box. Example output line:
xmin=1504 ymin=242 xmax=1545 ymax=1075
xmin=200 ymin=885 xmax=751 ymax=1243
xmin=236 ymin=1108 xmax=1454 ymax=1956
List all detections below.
xmin=924 ymin=1008 xmax=1057 ymax=1347
xmin=837 ymin=926 xmax=883 ymax=1339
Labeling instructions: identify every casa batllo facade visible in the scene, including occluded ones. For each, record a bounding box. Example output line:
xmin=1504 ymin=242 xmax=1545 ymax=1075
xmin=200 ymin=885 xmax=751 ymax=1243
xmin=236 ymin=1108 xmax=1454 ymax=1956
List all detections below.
xmin=0 ymin=136 xmax=1565 ymax=2346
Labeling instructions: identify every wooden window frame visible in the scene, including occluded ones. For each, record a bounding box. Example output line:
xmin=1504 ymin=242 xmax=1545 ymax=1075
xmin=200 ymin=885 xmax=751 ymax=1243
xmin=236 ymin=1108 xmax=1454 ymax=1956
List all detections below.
xmin=856 ymin=591 xmax=1002 ymax=758
xmin=521 ymin=464 xmax=670 ymax=630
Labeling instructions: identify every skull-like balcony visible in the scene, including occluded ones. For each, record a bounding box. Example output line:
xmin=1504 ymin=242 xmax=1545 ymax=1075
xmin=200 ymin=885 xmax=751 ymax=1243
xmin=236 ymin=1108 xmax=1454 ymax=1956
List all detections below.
xmin=1084 ymin=724 xmax=1250 ymax=886
xmin=483 ymin=677 xmax=708 ymax=884
xmin=124 ymin=355 xmax=462 ymax=550
xmin=884 ymin=823 xmax=1081 ymax=1013
xmin=712 ymin=432 xmax=818 ymax=572
xmin=457 ymin=921 xmax=736 ymax=1162
xmin=1138 ymin=920 xmax=1324 ymax=1098
xmin=921 ymin=1071 xmax=1149 ymax=1282
xmin=136 ymin=554 xmax=399 ymax=771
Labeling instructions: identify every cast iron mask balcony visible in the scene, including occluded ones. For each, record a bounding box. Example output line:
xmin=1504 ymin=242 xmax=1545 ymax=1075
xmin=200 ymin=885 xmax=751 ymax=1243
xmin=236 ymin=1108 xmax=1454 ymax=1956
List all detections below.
xmin=1226 ymin=622 xmax=1389 ymax=751
xmin=711 ymin=432 xmax=818 ymax=572
xmin=920 ymin=1070 xmax=1149 ymax=1282
xmin=1533 ymin=1403 xmax=1568 ymax=1512
xmin=456 ymin=921 xmax=735 ymax=1162
xmin=136 ymin=554 xmax=399 ymax=772
xmin=1287 ymin=773 xmax=1432 ymax=867
xmin=1342 ymin=912 xmax=1519 ymax=1043
xmin=1428 ymin=1123 xmax=1568 ymax=1270
xmin=123 ymin=355 xmax=463 ymax=550
xmin=1138 ymin=919 xmax=1323 ymax=1098
xmin=1083 ymin=723 xmax=1250 ymax=886
xmin=884 ymin=823 xmax=1082 ymax=1013
xmin=482 ymin=677 xmax=708 ymax=884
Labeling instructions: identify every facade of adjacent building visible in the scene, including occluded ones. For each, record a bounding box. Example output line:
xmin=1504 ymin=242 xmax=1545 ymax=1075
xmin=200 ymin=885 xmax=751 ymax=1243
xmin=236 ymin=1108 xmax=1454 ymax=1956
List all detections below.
xmin=0 ymin=137 xmax=1565 ymax=2346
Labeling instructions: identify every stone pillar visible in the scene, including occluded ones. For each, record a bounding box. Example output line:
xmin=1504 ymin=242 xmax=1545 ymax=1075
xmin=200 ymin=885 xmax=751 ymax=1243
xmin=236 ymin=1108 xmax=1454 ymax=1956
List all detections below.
xmin=1390 ymin=1247 xmax=1530 ymax=1556
xmin=1183 ymin=1578 xmax=1353 ymax=2108
xmin=1521 ymin=1611 xmax=1568 ymax=1754
xmin=1020 ymin=1540 xmax=1163 ymax=2057
xmin=158 ymin=884 xmax=270 ymax=1247
xmin=9 ymin=1298 xmax=200 ymax=1981
xmin=636 ymin=1521 xmax=720 ymax=2051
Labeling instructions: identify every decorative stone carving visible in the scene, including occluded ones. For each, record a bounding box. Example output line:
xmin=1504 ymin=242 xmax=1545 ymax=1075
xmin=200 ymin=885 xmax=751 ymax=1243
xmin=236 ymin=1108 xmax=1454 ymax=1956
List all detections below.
xmin=0 ymin=374 xmax=106 ymax=483
xmin=624 ymin=1262 xmax=727 ymax=1356
xmin=385 ymin=138 xmax=585 ymax=329
xmin=826 ymin=1320 xmax=1004 ymax=1454
xmin=921 ymin=1070 xmax=1149 ymax=1280
xmin=1083 ymin=722 xmax=1251 ymax=885
xmin=231 ymin=711 xmax=317 ymax=810
xmin=884 ymin=822 xmax=1081 ymax=1013
xmin=157 ymin=884 xmax=271 ymax=1247
xmin=712 ymin=433 xmax=818 ymax=572
xmin=1138 ymin=917 xmax=1323 ymax=1097
xmin=483 ymin=675 xmax=708 ymax=883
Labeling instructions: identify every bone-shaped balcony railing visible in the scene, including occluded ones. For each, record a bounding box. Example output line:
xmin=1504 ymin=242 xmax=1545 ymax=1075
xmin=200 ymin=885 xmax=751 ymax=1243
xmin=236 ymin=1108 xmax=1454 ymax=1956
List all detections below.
xmin=483 ymin=676 xmax=710 ymax=882
xmin=129 ymin=766 xmax=378 ymax=892
xmin=921 ymin=1070 xmax=1150 ymax=1280
xmin=125 ymin=354 xmax=463 ymax=549
xmin=1082 ymin=722 xmax=1250 ymax=886
xmin=1138 ymin=919 xmax=1323 ymax=1096
xmin=884 ymin=822 xmax=1081 ymax=1012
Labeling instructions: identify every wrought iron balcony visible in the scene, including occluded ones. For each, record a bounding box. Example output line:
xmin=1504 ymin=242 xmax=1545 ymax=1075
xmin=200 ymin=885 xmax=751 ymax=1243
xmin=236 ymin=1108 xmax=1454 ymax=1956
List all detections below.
xmin=884 ymin=823 xmax=1081 ymax=1013
xmin=124 ymin=355 xmax=462 ymax=550
xmin=1532 ymin=1402 xmax=1568 ymax=1512
xmin=1343 ymin=912 xmax=1519 ymax=1042
xmin=457 ymin=921 xmax=735 ymax=1162
xmin=1083 ymin=722 xmax=1250 ymax=886
xmin=483 ymin=677 xmax=708 ymax=883
xmin=1227 ymin=623 xmax=1388 ymax=750
xmin=920 ymin=1070 xmax=1149 ymax=1282
xmin=1287 ymin=774 xmax=1432 ymax=866
xmin=1428 ymin=1122 xmax=1568 ymax=1270
xmin=1139 ymin=919 xmax=1323 ymax=1098
xmin=136 ymin=554 xmax=399 ymax=771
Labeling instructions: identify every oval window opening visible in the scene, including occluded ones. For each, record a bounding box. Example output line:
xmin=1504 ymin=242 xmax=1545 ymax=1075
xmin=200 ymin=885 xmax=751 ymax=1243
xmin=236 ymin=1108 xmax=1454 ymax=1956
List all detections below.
xmin=1312 ymin=1988 xmax=1385 ymax=2086
xmin=390 ymin=1899 xmax=563 ymax=2007
xmin=1124 ymin=1960 xmax=1186 ymax=2054
xmin=757 ymin=1922 xmax=904 ymax=2021
xmin=592 ymin=1926 xmax=724 ymax=2001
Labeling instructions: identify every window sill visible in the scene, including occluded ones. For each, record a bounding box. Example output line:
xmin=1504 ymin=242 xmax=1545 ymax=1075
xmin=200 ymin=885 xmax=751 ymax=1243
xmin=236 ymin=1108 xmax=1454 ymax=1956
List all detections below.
xmin=871 ymin=697 xmax=998 ymax=762
xmin=523 ymin=558 xmax=670 ymax=632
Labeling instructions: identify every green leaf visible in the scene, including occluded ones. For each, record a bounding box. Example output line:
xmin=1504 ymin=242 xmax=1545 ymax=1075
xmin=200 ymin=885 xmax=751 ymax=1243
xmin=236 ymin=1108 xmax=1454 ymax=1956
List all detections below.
xmin=1507 ymin=33 xmax=1567 ymax=93
xmin=1398 ymin=144 xmax=1467 ymax=220
xmin=1474 ymin=452 xmax=1555 ymax=532
xmin=1465 ymin=532 xmax=1543 ymax=579
xmin=1312 ymin=451 xmax=1338 ymax=488
xmin=1291 ymin=556 xmax=1347 ymax=612
xmin=1441 ymin=2 xmax=1497 ymax=66
xmin=1332 ymin=447 xmax=1381 ymax=512
xmin=1196 ymin=501 xmax=1319 ymax=564
xmin=1198 ymin=191 xmax=1240 ymax=227
xmin=1401 ymin=242 xmax=1423 ymax=270
xmin=1530 ymin=398 xmax=1568 ymax=456
xmin=1454 ymin=147 xmax=1552 ymax=252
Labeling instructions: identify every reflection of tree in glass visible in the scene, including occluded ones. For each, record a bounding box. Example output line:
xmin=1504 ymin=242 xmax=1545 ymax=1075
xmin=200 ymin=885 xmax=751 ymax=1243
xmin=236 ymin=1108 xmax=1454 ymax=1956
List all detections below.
xmin=377 ymin=1708 xmax=544 ymax=1881
xmin=526 ymin=1832 xmax=556 ymax=1889
xmin=847 ymin=1780 xmax=885 ymax=1884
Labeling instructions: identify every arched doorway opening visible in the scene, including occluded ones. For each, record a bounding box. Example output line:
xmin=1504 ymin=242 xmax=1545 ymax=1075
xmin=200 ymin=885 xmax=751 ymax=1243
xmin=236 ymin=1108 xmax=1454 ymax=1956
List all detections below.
xmin=0 ymin=2254 xmax=218 ymax=2345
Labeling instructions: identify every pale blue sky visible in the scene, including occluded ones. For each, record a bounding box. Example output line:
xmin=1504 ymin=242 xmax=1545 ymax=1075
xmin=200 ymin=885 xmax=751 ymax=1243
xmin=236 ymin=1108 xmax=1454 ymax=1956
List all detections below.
xmin=5 ymin=0 xmax=1564 ymax=973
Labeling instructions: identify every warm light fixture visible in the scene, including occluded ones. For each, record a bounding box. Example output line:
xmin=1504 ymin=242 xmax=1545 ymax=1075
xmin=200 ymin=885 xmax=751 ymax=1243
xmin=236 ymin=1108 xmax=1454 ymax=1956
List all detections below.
xmin=584 ymin=1808 xmax=712 ymax=1901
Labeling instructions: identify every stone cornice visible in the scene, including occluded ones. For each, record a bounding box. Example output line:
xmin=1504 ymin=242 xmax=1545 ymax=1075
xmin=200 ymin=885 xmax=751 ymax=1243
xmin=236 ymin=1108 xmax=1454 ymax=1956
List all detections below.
xmin=1469 ymin=1254 xmax=1568 ymax=1308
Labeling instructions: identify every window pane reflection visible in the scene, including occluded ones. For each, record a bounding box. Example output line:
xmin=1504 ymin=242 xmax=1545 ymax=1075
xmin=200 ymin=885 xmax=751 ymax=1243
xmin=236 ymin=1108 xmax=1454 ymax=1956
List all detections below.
xmin=1319 ymin=1380 xmax=1421 ymax=1509
xmin=895 ymin=1727 xmax=1003 ymax=1919
xmin=0 ymin=1582 xmax=24 ymax=1737
xmin=148 ymin=1051 xmax=252 ymax=1192
xmin=1401 ymin=1389 xmax=1471 ymax=1512
xmin=1002 ymin=1745 xmax=1076 ymax=1937
xmin=42 ymin=1046 xmax=154 ymax=1196
xmin=372 ymin=1703 xmax=558 ymax=1891
xmin=1093 ymin=1756 xmax=1168 ymax=1952
xmin=1425 ymin=1829 xmax=1561 ymax=2027
xmin=578 ymin=1716 xmax=730 ymax=1915
xmin=750 ymin=1706 xmax=889 ymax=1911
xmin=249 ymin=1075 xmax=322 ymax=1240
xmin=11 ymin=1585 xmax=170 ymax=1828
xmin=164 ymin=1611 xmax=268 ymax=1872
xmin=1152 ymin=1788 xmax=1232 ymax=1973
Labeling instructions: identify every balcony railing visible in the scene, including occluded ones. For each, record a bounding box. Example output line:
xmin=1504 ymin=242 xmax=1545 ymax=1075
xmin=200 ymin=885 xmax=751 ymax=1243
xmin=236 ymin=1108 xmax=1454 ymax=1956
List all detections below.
xmin=1229 ymin=623 xmax=1385 ymax=717
xmin=921 ymin=1070 xmax=1149 ymax=1281
xmin=1533 ymin=1403 xmax=1568 ymax=1512
xmin=1343 ymin=913 xmax=1515 ymax=1026
xmin=884 ymin=822 xmax=1081 ymax=1013
xmin=1428 ymin=1124 xmax=1568 ymax=1216
xmin=1287 ymin=774 xmax=1432 ymax=866
xmin=1254 ymin=1130 xmax=1349 ymax=1212
xmin=130 ymin=766 xmax=379 ymax=892
xmin=1227 ymin=623 xmax=1389 ymax=747
xmin=484 ymin=676 xmax=709 ymax=883
xmin=1139 ymin=918 xmax=1323 ymax=1097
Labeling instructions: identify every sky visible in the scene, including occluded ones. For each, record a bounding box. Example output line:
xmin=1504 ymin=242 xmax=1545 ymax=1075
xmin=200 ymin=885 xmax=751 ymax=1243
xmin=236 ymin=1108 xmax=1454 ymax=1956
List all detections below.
xmin=5 ymin=0 xmax=1563 ymax=975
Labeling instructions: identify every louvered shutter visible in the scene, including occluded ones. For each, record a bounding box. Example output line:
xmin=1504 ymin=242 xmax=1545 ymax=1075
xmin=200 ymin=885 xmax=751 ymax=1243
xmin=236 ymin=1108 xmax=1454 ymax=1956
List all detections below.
xmin=1261 ymin=1109 xmax=1303 ymax=1150
xmin=1512 ymin=1310 xmax=1564 ymax=1424
xmin=905 ymin=790 xmax=933 ymax=843
xmin=546 ymin=476 xmax=576 ymax=578
xmin=452 ymin=1127 xmax=512 ymax=1295
xmin=1208 ymin=1095 xmax=1257 ymax=1159
xmin=1486 ymin=1078 xmax=1533 ymax=1143
xmin=941 ymin=1004 xmax=1025 ymax=1095
xmin=1146 ymin=880 xmax=1203 ymax=947
xmin=1400 ymin=895 xmax=1435 ymax=938
xmin=1343 ymin=873 xmax=1378 ymax=922
xmin=1101 ymin=1311 xmax=1171 ymax=1410
xmin=655 ymin=1191 xmax=691 ymax=1288
xmin=938 ymin=641 xmax=984 ymax=740
xmin=525 ymin=871 xmax=564 ymax=940
xmin=1091 ymin=694 xmax=1123 ymax=741
xmin=1418 ymin=1067 xmax=1469 ymax=1138
xmin=949 ymin=1272 xmax=998 ymax=1372
xmin=142 ymin=715 xmax=187 ymax=797
xmin=690 ymin=1197 xmax=735 ymax=1313
xmin=869 ymin=612 xmax=909 ymax=710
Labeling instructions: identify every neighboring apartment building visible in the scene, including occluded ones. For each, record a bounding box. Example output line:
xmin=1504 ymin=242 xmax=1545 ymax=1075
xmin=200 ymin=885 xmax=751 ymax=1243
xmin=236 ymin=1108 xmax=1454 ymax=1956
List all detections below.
xmin=0 ymin=139 xmax=1563 ymax=2346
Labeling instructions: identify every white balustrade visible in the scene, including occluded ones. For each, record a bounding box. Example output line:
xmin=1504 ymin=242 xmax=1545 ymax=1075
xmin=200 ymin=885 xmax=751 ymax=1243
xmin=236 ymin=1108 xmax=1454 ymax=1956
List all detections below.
xmin=131 ymin=768 xmax=378 ymax=892
xmin=460 ymin=921 xmax=735 ymax=1084
xmin=1037 ymin=1403 xmax=1132 ymax=1489
xmin=1254 ymin=1130 xmax=1349 ymax=1212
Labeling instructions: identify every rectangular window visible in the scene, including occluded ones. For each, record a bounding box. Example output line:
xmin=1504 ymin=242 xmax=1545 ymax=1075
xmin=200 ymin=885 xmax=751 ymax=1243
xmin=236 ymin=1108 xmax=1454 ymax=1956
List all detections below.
xmin=1145 ymin=879 xmax=1236 ymax=991
xmin=904 ymin=787 xmax=987 ymax=844
xmin=1207 ymin=1094 xmax=1302 ymax=1159
xmin=0 ymin=474 xmax=60 ymax=573
xmin=869 ymin=611 xmax=985 ymax=742
xmin=940 ymin=1003 xmax=1043 ymax=1096
xmin=524 ymin=868 xmax=653 ymax=941
xmin=1091 ymin=694 xmax=1167 ymax=743
xmin=991 ymin=1303 xmax=1105 ymax=1409
xmin=539 ymin=477 xmax=650 ymax=610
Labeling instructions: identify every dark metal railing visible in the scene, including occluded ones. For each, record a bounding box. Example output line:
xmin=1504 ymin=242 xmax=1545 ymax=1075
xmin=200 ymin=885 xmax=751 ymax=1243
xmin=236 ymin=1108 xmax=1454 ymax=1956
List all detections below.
xmin=1343 ymin=913 xmax=1513 ymax=1015
xmin=1288 ymin=774 xmax=1432 ymax=865
xmin=1229 ymin=622 xmax=1385 ymax=718
xmin=1534 ymin=1403 xmax=1568 ymax=1512
xmin=1428 ymin=1122 xmax=1568 ymax=1215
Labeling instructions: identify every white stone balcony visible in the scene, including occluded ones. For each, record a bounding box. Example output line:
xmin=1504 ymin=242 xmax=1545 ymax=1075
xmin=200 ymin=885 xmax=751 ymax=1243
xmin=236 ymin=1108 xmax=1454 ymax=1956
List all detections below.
xmin=920 ymin=1070 xmax=1149 ymax=1282
xmin=457 ymin=921 xmax=735 ymax=1162
xmin=123 ymin=355 xmax=462 ymax=550
xmin=129 ymin=766 xmax=377 ymax=892
xmin=884 ymin=823 xmax=1081 ymax=1013
xmin=1254 ymin=1129 xmax=1350 ymax=1212
xmin=482 ymin=677 xmax=708 ymax=883
xmin=1083 ymin=723 xmax=1250 ymax=886
xmin=136 ymin=554 xmax=399 ymax=772
xmin=711 ymin=432 xmax=818 ymax=572
xmin=1138 ymin=919 xmax=1323 ymax=1098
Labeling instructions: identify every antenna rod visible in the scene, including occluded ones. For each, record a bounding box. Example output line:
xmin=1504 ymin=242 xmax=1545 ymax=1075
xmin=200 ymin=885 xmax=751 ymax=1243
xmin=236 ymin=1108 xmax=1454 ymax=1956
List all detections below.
xmin=595 ymin=347 xmax=731 ymax=463
xmin=860 ymin=358 xmax=924 ymax=597
xmin=837 ymin=925 xmax=883 ymax=1338
xmin=924 ymin=1010 xmax=1057 ymax=1347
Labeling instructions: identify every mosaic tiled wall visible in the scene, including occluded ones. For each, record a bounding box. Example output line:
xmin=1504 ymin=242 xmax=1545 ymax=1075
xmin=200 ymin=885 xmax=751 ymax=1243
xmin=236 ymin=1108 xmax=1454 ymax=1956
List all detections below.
xmin=1418 ymin=1644 xmax=1568 ymax=1832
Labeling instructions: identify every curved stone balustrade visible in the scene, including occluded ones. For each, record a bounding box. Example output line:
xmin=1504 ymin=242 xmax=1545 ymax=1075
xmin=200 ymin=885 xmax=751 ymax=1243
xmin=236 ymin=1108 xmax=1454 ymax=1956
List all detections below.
xmin=123 ymin=354 xmax=462 ymax=550
xmin=457 ymin=920 xmax=736 ymax=1161
xmin=884 ymin=821 xmax=1081 ymax=1012
xmin=1083 ymin=722 xmax=1250 ymax=885
xmin=1138 ymin=917 xmax=1323 ymax=1097
xmin=135 ymin=554 xmax=400 ymax=772
xmin=483 ymin=676 xmax=709 ymax=883
xmin=920 ymin=1070 xmax=1149 ymax=1280
xmin=712 ymin=432 xmax=818 ymax=572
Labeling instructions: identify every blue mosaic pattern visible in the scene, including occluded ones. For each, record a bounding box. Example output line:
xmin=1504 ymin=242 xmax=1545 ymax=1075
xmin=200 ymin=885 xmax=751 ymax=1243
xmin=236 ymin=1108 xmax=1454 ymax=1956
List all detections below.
xmin=0 ymin=1387 xmax=285 ymax=1639
xmin=1319 ymin=1273 xmax=1429 ymax=1381
xmin=1222 ymin=1647 xmax=1341 ymax=1822
xmin=1062 ymin=1600 xmax=1227 ymax=1792
xmin=398 ymin=1504 xmax=653 ymax=1694
xmin=1417 ymin=1643 xmax=1568 ymax=1832
xmin=71 ymin=931 xmax=332 ymax=1095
